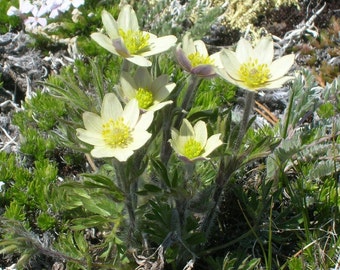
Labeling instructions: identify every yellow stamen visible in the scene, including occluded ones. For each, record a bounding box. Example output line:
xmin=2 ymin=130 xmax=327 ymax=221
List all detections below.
xmin=102 ymin=117 xmax=133 ymax=148
xmin=238 ymin=58 xmax=271 ymax=88
xmin=118 ymin=29 xmax=150 ymax=54
xmin=135 ymin=88 xmax=154 ymax=109
xmin=188 ymin=52 xmax=214 ymax=67
xmin=183 ymin=138 xmax=203 ymax=159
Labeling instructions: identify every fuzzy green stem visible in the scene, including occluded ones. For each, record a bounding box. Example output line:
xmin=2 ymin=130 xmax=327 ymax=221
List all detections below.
xmin=201 ymin=90 xmax=256 ymax=241
xmin=176 ymin=162 xmax=195 ymax=228
xmin=113 ymin=159 xmax=135 ymax=245
xmin=174 ymin=75 xmax=202 ymax=129
xmin=233 ymin=90 xmax=256 ymax=151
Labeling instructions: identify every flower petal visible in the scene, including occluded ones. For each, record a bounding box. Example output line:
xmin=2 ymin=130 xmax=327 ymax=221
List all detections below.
xmin=142 ymin=35 xmax=177 ymax=56
xmin=269 ymin=54 xmax=295 ymax=81
xmin=135 ymin=111 xmax=154 ymax=130
xmin=101 ymin=10 xmax=119 ymax=40
xmin=126 ymin=55 xmax=152 ymax=66
xmin=210 ymin=51 xmax=223 ymax=68
xmin=120 ymin=72 xmax=138 ymax=100
xmin=122 ymin=99 xmax=139 ymax=128
xmin=135 ymin=67 xmax=152 ymax=89
xmin=91 ymin=33 xmax=119 ymax=55
xmin=191 ymin=65 xmax=216 ymax=77
xmin=203 ymin=134 xmax=222 ymax=157
xmin=148 ymin=101 xmax=173 ymax=112
xmin=180 ymin=119 xmax=195 ymax=137
xmin=254 ymin=36 xmax=273 ymax=65
xmin=236 ymin=38 xmax=253 ymax=63
xmin=265 ymin=76 xmax=294 ymax=89
xmin=101 ymin=93 xmax=122 ymax=121
xmin=76 ymin=128 xmax=105 ymax=146
xmin=193 ymin=121 xmax=207 ymax=145
xmin=176 ymin=47 xmax=192 ymax=72
xmin=92 ymin=146 xmax=134 ymax=161
xmin=219 ymin=50 xmax=241 ymax=80
xmin=129 ymin=130 xmax=152 ymax=150
xmin=182 ymin=32 xmax=196 ymax=55
xmin=82 ymin=112 xmax=103 ymax=132
xmin=194 ymin=40 xmax=209 ymax=56
xmin=153 ymin=82 xmax=175 ymax=101
xmin=118 ymin=5 xmax=139 ymax=31
xmin=112 ymin=38 xmax=130 ymax=57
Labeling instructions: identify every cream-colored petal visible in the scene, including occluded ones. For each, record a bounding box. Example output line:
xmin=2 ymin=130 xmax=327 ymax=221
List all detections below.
xmin=135 ymin=111 xmax=154 ymax=130
xmin=194 ymin=40 xmax=209 ymax=56
xmin=180 ymin=119 xmax=195 ymax=137
xmin=265 ymin=76 xmax=294 ymax=89
xmin=269 ymin=54 xmax=295 ymax=80
xmin=76 ymin=128 xmax=105 ymax=146
xmin=182 ymin=32 xmax=196 ymax=55
xmin=191 ymin=65 xmax=216 ymax=77
xmin=122 ymin=99 xmax=139 ymax=128
xmin=203 ymin=134 xmax=222 ymax=157
xmin=147 ymin=101 xmax=173 ymax=112
xmin=129 ymin=130 xmax=152 ymax=150
xmin=153 ymin=82 xmax=175 ymax=101
xmin=82 ymin=112 xmax=103 ymax=132
xmin=101 ymin=93 xmax=122 ymax=121
xmin=101 ymin=10 xmax=119 ymax=40
xmin=220 ymin=50 xmax=242 ymax=80
xmin=142 ymin=35 xmax=177 ymax=56
xmin=216 ymin=68 xmax=238 ymax=85
xmin=210 ymin=51 xmax=223 ymax=68
xmin=151 ymin=74 xmax=169 ymax=94
xmin=254 ymin=36 xmax=273 ymax=65
xmin=112 ymin=38 xmax=130 ymax=57
xmin=118 ymin=5 xmax=139 ymax=31
xmin=193 ymin=121 xmax=207 ymax=145
xmin=120 ymin=72 xmax=137 ymax=100
xmin=91 ymin=33 xmax=119 ymax=55
xmin=135 ymin=67 xmax=152 ymax=89
xmin=236 ymin=38 xmax=253 ymax=63
xmin=92 ymin=146 xmax=134 ymax=161
xmin=176 ymin=47 xmax=192 ymax=72
xmin=126 ymin=55 xmax=152 ymax=67
xmin=169 ymin=136 xmax=181 ymax=155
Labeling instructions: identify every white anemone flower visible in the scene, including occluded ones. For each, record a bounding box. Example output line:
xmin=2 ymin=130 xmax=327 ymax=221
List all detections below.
xmin=176 ymin=32 xmax=222 ymax=78
xmin=169 ymin=119 xmax=223 ymax=162
xmin=120 ymin=67 xmax=176 ymax=112
xmin=217 ymin=36 xmax=295 ymax=92
xmin=91 ymin=5 xmax=177 ymax=67
xmin=76 ymin=93 xmax=154 ymax=162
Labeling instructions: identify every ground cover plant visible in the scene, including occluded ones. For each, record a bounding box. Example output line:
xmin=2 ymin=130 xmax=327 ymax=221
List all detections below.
xmin=0 ymin=0 xmax=339 ymax=269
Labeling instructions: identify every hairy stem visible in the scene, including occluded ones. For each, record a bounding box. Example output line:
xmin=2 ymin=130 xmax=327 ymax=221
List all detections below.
xmin=174 ymin=75 xmax=202 ymax=129
xmin=233 ymin=90 xmax=255 ymax=151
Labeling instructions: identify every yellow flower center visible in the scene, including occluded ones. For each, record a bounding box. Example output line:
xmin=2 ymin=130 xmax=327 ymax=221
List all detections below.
xmin=135 ymin=88 xmax=154 ymax=109
xmin=183 ymin=138 xmax=203 ymax=159
xmin=102 ymin=117 xmax=133 ymax=148
xmin=238 ymin=58 xmax=271 ymax=88
xmin=188 ymin=52 xmax=214 ymax=67
xmin=118 ymin=29 xmax=150 ymax=54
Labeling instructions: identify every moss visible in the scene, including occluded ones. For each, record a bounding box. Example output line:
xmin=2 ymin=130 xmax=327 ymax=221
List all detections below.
xmin=211 ymin=0 xmax=299 ymax=30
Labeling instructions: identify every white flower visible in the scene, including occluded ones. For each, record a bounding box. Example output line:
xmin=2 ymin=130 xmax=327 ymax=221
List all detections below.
xmin=120 ymin=67 xmax=175 ymax=111
xmin=217 ymin=36 xmax=295 ymax=91
xmin=169 ymin=119 xmax=223 ymax=162
xmin=7 ymin=0 xmax=34 ymax=16
xmin=176 ymin=32 xmax=222 ymax=78
xmin=91 ymin=5 xmax=177 ymax=66
xmin=76 ymin=93 xmax=154 ymax=162
xmin=24 ymin=5 xmax=48 ymax=30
